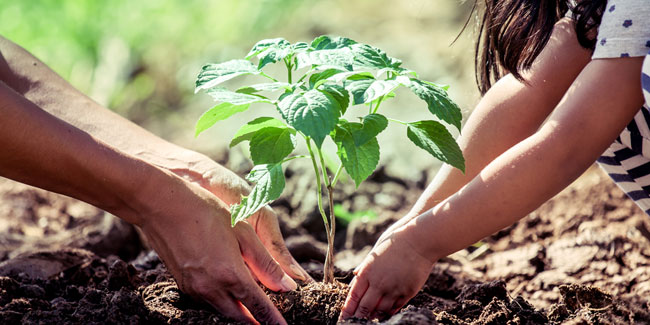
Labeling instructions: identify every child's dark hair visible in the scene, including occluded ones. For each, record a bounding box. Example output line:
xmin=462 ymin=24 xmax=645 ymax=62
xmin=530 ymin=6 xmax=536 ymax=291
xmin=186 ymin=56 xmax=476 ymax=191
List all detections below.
xmin=475 ymin=0 xmax=607 ymax=94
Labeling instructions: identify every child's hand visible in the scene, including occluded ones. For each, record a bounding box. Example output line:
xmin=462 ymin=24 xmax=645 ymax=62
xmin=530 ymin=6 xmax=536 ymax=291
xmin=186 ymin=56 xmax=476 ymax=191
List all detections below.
xmin=339 ymin=223 xmax=435 ymax=320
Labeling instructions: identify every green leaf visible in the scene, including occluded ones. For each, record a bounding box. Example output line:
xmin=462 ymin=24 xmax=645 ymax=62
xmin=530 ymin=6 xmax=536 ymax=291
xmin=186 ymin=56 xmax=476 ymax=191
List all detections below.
xmin=311 ymin=35 xmax=357 ymax=50
xmin=245 ymin=38 xmax=292 ymax=69
xmin=406 ymin=120 xmax=465 ymax=172
xmin=345 ymin=78 xmax=400 ymax=105
xmin=237 ymin=82 xmax=292 ymax=94
xmin=195 ymin=103 xmax=250 ymax=137
xmin=319 ymin=84 xmax=350 ymax=115
xmin=353 ymin=114 xmax=388 ymax=146
xmin=296 ymin=48 xmax=354 ymax=70
xmin=195 ymin=60 xmax=260 ymax=92
xmin=309 ymin=68 xmax=346 ymax=89
xmin=230 ymin=117 xmax=287 ymax=147
xmin=230 ymin=163 xmax=285 ymax=226
xmin=277 ymin=89 xmax=341 ymax=147
xmin=333 ymin=123 xmax=380 ymax=187
xmin=408 ymin=79 xmax=462 ymax=131
xmin=249 ymin=127 xmax=297 ymax=165
xmin=206 ymin=88 xmax=272 ymax=105
xmin=351 ymin=44 xmax=402 ymax=70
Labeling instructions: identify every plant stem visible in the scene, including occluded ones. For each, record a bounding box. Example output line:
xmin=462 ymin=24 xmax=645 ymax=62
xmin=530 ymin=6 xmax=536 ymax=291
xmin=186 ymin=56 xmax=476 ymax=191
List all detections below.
xmin=281 ymin=155 xmax=309 ymax=163
xmin=305 ymin=137 xmax=331 ymax=239
xmin=331 ymin=163 xmax=344 ymax=188
xmin=317 ymin=147 xmax=336 ymax=283
xmin=260 ymin=72 xmax=279 ymax=82
xmin=372 ymin=95 xmax=385 ymax=114
xmin=387 ymin=117 xmax=408 ymax=125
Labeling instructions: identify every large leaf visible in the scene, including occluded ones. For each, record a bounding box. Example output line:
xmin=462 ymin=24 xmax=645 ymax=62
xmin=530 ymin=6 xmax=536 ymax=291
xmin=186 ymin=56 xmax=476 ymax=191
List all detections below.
xmin=351 ymin=44 xmax=402 ymax=70
xmin=195 ymin=103 xmax=250 ymax=137
xmin=230 ymin=163 xmax=285 ymax=226
xmin=311 ymin=35 xmax=357 ymax=50
xmin=195 ymin=60 xmax=260 ymax=92
xmin=345 ymin=78 xmax=400 ymax=105
xmin=406 ymin=120 xmax=465 ymax=172
xmin=408 ymin=79 xmax=462 ymax=131
xmin=237 ymin=82 xmax=291 ymax=94
xmin=245 ymin=38 xmax=292 ymax=69
xmin=334 ymin=123 xmax=380 ymax=187
xmin=206 ymin=88 xmax=272 ymax=105
xmin=277 ymin=90 xmax=341 ymax=147
xmin=309 ymin=68 xmax=346 ymax=89
xmin=249 ymin=127 xmax=297 ymax=165
xmin=230 ymin=117 xmax=287 ymax=147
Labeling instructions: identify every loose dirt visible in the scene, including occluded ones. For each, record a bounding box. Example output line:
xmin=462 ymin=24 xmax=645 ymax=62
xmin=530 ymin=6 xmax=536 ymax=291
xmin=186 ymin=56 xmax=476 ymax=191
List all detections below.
xmin=0 ymin=165 xmax=649 ymax=324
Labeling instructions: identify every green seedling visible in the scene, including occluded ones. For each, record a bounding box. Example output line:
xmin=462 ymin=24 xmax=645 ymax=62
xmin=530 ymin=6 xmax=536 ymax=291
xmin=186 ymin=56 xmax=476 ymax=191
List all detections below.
xmin=195 ymin=36 xmax=464 ymax=283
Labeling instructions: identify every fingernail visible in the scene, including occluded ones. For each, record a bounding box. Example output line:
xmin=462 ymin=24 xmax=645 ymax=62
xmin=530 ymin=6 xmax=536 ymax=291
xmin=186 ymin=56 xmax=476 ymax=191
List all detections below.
xmin=280 ymin=274 xmax=297 ymax=291
xmin=290 ymin=264 xmax=306 ymax=281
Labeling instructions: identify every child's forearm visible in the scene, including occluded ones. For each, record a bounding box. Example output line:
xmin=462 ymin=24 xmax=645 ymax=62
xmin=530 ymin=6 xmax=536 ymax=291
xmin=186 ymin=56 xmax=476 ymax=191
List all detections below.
xmin=407 ymin=18 xmax=592 ymax=220
xmin=405 ymin=57 xmax=645 ymax=262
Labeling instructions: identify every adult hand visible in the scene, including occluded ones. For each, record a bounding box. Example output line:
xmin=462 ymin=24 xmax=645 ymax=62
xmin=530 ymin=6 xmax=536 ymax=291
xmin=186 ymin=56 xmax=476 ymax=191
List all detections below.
xmin=147 ymin=149 xmax=312 ymax=283
xmin=137 ymin=169 xmax=295 ymax=324
xmin=339 ymin=222 xmax=435 ymax=321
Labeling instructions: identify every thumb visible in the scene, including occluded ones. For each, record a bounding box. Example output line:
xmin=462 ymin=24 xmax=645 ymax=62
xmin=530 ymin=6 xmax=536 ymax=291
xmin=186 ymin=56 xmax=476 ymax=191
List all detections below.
xmin=235 ymin=223 xmax=297 ymax=293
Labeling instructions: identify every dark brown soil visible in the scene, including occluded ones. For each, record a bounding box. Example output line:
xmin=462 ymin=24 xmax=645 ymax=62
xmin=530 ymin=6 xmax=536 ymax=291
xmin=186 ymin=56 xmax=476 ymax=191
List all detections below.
xmin=1 ymin=165 xmax=649 ymax=324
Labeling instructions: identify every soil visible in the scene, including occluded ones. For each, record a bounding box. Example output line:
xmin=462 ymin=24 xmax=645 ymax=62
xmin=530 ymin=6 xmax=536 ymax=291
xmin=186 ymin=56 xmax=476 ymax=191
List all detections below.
xmin=1 ymin=165 xmax=649 ymax=324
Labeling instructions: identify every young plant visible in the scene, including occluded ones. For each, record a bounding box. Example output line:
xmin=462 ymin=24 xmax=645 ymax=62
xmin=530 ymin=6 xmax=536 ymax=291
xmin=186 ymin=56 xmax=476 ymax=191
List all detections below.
xmin=194 ymin=36 xmax=465 ymax=283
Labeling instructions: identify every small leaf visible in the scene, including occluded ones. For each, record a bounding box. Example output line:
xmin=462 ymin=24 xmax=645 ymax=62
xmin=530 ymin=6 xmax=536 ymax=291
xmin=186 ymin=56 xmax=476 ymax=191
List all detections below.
xmin=230 ymin=163 xmax=285 ymax=226
xmin=249 ymin=127 xmax=297 ymax=165
xmin=353 ymin=114 xmax=388 ymax=146
xmin=311 ymin=35 xmax=357 ymax=50
xmin=351 ymin=44 xmax=402 ymax=70
xmin=345 ymin=78 xmax=400 ymax=105
xmin=296 ymin=48 xmax=354 ymax=70
xmin=406 ymin=121 xmax=465 ymax=172
xmin=277 ymin=89 xmax=341 ymax=147
xmin=309 ymin=68 xmax=346 ymax=89
xmin=334 ymin=123 xmax=380 ymax=187
xmin=195 ymin=103 xmax=250 ymax=137
xmin=237 ymin=82 xmax=292 ymax=94
xmin=230 ymin=117 xmax=287 ymax=147
xmin=408 ymin=79 xmax=462 ymax=131
xmin=319 ymin=84 xmax=350 ymax=115
xmin=195 ymin=60 xmax=260 ymax=92
xmin=246 ymin=38 xmax=292 ymax=69
xmin=206 ymin=88 xmax=272 ymax=105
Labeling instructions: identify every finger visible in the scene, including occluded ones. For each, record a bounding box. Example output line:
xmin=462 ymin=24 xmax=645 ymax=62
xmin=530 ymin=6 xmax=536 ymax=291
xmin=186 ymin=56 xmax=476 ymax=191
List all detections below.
xmin=252 ymin=209 xmax=312 ymax=282
xmin=205 ymin=293 xmax=257 ymax=325
xmin=389 ymin=296 xmax=410 ymax=315
xmin=233 ymin=281 xmax=288 ymax=325
xmin=236 ymin=224 xmax=297 ymax=292
xmin=340 ymin=276 xmax=368 ymax=320
xmin=371 ymin=295 xmax=397 ymax=320
xmin=353 ymin=286 xmax=382 ymax=319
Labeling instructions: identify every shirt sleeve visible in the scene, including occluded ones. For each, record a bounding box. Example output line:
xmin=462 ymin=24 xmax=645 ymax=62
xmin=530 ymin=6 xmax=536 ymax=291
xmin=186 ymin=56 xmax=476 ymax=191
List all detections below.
xmin=593 ymin=0 xmax=650 ymax=59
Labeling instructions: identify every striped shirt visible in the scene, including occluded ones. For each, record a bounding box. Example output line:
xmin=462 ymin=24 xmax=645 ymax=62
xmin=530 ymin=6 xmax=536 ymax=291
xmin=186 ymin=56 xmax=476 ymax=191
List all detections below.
xmin=593 ymin=0 xmax=650 ymax=214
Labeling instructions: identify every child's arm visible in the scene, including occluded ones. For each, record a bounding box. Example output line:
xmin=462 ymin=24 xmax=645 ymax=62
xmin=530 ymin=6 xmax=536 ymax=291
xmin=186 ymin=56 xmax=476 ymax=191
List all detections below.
xmin=342 ymin=46 xmax=645 ymax=323
xmin=386 ymin=19 xmax=592 ymax=237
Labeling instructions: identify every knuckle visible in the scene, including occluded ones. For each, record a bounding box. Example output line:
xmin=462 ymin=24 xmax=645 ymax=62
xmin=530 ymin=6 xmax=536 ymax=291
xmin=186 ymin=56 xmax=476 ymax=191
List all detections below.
xmin=357 ymin=305 xmax=371 ymax=317
xmin=262 ymin=255 xmax=282 ymax=276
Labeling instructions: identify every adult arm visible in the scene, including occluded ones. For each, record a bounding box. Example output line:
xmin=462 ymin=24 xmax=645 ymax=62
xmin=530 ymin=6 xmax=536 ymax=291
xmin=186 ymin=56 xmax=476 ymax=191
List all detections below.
xmin=0 ymin=36 xmax=311 ymax=284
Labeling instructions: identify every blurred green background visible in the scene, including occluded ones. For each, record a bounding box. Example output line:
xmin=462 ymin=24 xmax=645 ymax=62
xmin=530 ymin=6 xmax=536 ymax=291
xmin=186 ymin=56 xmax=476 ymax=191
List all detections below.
xmin=1 ymin=0 xmax=480 ymax=180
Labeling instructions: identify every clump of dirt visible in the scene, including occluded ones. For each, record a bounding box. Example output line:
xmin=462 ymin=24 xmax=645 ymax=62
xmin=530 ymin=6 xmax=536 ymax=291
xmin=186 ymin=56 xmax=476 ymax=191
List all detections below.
xmin=269 ymin=281 xmax=349 ymax=324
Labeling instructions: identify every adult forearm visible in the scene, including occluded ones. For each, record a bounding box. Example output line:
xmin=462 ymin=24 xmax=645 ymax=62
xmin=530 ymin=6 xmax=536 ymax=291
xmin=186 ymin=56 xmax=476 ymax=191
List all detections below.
xmin=0 ymin=81 xmax=157 ymax=225
xmin=0 ymin=36 xmax=189 ymax=167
